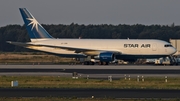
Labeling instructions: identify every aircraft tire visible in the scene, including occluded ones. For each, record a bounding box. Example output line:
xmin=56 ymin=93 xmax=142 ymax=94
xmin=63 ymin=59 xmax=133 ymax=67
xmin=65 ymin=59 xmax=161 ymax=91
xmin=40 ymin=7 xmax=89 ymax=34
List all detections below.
xmin=90 ymin=62 xmax=95 ymax=65
xmin=99 ymin=62 xmax=103 ymax=65
xmin=105 ymin=62 xmax=109 ymax=65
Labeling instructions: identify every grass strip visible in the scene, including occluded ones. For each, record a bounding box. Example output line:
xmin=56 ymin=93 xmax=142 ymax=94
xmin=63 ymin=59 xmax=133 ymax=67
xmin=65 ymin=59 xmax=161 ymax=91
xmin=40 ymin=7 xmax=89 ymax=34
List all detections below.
xmin=0 ymin=76 xmax=180 ymax=89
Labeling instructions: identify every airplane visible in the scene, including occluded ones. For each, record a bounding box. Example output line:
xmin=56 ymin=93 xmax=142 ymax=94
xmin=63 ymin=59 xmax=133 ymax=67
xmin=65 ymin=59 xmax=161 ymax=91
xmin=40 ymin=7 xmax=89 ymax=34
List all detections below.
xmin=7 ymin=8 xmax=177 ymax=65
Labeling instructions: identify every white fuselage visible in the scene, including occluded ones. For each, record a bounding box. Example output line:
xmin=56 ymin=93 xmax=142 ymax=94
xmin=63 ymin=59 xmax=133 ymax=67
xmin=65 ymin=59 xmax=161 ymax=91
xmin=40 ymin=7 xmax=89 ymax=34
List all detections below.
xmin=26 ymin=39 xmax=176 ymax=59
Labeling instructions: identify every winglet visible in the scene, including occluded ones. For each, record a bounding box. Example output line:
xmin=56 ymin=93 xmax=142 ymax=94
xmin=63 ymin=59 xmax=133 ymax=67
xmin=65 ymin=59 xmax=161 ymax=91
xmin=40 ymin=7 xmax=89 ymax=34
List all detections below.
xmin=19 ymin=8 xmax=53 ymax=42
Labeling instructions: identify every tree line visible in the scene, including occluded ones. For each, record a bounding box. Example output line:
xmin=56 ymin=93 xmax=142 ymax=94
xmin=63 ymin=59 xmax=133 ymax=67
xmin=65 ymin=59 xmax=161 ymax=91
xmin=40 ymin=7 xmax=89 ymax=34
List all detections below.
xmin=0 ymin=23 xmax=180 ymax=52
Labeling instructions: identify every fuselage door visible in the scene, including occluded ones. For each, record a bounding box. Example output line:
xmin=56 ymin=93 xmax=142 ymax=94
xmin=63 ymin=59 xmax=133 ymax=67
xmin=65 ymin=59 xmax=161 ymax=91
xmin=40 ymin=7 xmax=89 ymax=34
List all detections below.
xmin=152 ymin=43 xmax=157 ymax=51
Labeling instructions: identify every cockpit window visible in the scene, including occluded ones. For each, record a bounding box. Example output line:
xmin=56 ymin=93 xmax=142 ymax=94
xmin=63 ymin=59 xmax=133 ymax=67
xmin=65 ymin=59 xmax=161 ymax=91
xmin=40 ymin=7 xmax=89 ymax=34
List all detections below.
xmin=164 ymin=44 xmax=173 ymax=47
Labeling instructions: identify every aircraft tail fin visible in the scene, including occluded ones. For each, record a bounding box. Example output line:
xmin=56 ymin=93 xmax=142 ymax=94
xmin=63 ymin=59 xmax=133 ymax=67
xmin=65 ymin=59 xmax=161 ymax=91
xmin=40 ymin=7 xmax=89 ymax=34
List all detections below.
xmin=19 ymin=8 xmax=53 ymax=42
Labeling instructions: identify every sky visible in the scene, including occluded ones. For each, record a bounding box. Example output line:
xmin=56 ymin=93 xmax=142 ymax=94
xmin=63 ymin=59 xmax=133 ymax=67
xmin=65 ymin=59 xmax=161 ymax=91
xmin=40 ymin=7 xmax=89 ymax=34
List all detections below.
xmin=0 ymin=0 xmax=180 ymax=27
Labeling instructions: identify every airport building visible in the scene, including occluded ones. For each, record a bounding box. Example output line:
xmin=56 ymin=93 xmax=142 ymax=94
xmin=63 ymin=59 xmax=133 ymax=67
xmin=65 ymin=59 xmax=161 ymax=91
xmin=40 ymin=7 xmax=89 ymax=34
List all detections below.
xmin=170 ymin=39 xmax=180 ymax=55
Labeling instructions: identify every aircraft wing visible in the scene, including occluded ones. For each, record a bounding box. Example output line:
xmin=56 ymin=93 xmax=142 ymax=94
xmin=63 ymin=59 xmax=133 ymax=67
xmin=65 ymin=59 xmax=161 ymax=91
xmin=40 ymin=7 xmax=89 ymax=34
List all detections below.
xmin=7 ymin=41 xmax=122 ymax=55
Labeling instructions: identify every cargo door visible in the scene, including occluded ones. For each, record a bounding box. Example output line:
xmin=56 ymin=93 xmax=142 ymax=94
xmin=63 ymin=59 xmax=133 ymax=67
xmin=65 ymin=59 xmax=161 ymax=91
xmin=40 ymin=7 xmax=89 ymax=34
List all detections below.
xmin=152 ymin=43 xmax=157 ymax=51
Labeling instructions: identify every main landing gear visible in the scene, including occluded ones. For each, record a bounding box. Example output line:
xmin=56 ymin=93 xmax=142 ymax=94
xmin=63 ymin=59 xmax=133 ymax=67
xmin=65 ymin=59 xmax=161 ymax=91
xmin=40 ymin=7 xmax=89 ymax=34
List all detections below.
xmin=98 ymin=61 xmax=109 ymax=65
xmin=83 ymin=61 xmax=109 ymax=65
xmin=83 ymin=61 xmax=95 ymax=65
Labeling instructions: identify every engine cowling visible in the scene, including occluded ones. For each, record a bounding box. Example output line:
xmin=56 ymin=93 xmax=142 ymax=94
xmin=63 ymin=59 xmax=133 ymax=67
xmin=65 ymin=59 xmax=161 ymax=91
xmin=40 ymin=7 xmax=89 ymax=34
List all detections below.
xmin=99 ymin=52 xmax=115 ymax=62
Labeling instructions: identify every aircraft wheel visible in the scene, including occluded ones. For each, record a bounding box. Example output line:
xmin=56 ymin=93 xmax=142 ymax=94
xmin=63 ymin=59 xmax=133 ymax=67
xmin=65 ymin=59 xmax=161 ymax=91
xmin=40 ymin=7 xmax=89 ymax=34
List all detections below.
xmin=105 ymin=62 xmax=109 ymax=65
xmin=102 ymin=62 xmax=106 ymax=65
xmin=99 ymin=62 xmax=103 ymax=65
xmin=90 ymin=62 xmax=95 ymax=65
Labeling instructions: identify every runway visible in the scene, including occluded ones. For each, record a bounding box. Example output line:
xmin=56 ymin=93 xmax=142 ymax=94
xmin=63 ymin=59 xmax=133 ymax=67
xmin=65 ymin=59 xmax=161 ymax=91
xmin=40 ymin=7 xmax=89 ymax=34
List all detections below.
xmin=0 ymin=65 xmax=180 ymax=69
xmin=0 ymin=65 xmax=180 ymax=98
xmin=0 ymin=88 xmax=180 ymax=98
xmin=0 ymin=65 xmax=180 ymax=78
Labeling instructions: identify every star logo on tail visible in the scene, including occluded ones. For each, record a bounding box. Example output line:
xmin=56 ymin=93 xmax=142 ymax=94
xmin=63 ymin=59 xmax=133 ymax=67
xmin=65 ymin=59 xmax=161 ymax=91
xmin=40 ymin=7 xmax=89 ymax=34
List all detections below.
xmin=26 ymin=17 xmax=39 ymax=31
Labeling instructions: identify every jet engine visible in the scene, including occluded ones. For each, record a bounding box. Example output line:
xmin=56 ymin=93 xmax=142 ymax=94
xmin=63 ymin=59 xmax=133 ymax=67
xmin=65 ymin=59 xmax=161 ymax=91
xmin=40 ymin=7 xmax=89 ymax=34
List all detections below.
xmin=99 ymin=52 xmax=115 ymax=62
